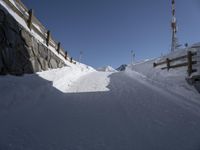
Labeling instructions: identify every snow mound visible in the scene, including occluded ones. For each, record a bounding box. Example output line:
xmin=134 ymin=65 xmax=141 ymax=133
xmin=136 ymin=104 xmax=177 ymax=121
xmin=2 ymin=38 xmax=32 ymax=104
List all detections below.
xmin=97 ymin=66 xmax=117 ymax=72
xmin=37 ymin=64 xmax=95 ymax=92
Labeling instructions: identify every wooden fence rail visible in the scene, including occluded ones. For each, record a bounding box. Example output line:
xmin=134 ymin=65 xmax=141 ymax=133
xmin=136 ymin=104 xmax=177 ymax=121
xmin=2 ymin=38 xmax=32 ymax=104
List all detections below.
xmin=153 ymin=51 xmax=198 ymax=76
xmin=2 ymin=0 xmax=76 ymax=64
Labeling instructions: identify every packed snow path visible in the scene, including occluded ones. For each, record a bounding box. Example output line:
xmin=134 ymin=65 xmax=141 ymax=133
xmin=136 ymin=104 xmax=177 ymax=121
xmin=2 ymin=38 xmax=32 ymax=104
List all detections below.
xmin=0 ymin=71 xmax=200 ymax=150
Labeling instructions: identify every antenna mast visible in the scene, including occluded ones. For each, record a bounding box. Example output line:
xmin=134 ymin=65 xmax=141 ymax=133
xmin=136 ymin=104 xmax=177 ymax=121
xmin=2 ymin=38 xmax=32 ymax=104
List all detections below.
xmin=171 ymin=0 xmax=179 ymax=52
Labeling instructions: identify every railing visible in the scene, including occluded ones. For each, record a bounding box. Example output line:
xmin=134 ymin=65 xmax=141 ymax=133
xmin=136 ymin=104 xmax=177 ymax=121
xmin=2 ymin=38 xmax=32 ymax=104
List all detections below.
xmin=2 ymin=0 xmax=76 ymax=64
xmin=153 ymin=51 xmax=198 ymax=76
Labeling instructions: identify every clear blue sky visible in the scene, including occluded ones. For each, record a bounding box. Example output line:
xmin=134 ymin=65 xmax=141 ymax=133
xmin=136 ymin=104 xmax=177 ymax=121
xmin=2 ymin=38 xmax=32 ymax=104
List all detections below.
xmin=22 ymin=0 xmax=200 ymax=68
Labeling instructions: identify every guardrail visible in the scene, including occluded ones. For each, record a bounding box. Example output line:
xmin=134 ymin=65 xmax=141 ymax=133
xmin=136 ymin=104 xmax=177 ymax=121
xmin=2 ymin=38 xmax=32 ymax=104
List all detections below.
xmin=3 ymin=0 xmax=76 ymax=64
xmin=153 ymin=51 xmax=198 ymax=76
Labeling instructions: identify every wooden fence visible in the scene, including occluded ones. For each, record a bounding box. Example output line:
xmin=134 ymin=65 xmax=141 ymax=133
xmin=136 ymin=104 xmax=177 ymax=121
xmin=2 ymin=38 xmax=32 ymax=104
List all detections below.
xmin=153 ymin=51 xmax=198 ymax=76
xmin=2 ymin=0 xmax=76 ymax=64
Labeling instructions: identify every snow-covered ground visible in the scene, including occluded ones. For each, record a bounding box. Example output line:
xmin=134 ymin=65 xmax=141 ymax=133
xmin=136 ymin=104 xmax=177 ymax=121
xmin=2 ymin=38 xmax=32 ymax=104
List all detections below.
xmin=67 ymin=72 xmax=111 ymax=93
xmin=0 ymin=58 xmax=200 ymax=149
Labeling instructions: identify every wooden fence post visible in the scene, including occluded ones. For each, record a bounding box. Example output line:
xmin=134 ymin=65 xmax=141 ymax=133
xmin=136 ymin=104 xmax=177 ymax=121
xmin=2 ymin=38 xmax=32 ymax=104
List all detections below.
xmin=70 ymin=57 xmax=73 ymax=63
xmin=46 ymin=30 xmax=51 ymax=46
xmin=28 ymin=9 xmax=33 ymax=30
xmin=57 ymin=42 xmax=60 ymax=54
xmin=166 ymin=58 xmax=170 ymax=70
xmin=187 ymin=51 xmax=192 ymax=76
xmin=65 ymin=51 xmax=68 ymax=59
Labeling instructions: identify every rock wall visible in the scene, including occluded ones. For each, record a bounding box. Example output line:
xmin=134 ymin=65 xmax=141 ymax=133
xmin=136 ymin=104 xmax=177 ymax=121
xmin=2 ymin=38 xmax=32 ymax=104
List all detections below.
xmin=0 ymin=5 xmax=65 ymax=75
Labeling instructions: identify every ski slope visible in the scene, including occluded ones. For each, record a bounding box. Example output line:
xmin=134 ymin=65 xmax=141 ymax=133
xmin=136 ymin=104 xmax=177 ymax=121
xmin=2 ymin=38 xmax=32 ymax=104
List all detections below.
xmin=0 ymin=68 xmax=200 ymax=150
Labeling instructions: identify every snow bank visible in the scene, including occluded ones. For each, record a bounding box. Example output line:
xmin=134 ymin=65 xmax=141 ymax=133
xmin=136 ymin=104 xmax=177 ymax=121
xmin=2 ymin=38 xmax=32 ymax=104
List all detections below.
xmin=37 ymin=64 xmax=95 ymax=92
xmin=126 ymin=48 xmax=200 ymax=105
xmin=153 ymin=46 xmax=200 ymax=76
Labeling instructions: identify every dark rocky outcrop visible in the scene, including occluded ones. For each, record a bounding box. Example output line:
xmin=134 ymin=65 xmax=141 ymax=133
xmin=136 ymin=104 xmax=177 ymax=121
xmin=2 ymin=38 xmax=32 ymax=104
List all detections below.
xmin=0 ymin=5 xmax=65 ymax=75
xmin=116 ymin=64 xmax=127 ymax=71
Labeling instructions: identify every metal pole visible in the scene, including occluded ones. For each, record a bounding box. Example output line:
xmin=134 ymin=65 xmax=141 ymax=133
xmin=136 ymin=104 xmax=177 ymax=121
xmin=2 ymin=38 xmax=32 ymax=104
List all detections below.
xmin=171 ymin=0 xmax=179 ymax=52
xmin=131 ymin=50 xmax=135 ymax=65
xmin=79 ymin=51 xmax=83 ymax=63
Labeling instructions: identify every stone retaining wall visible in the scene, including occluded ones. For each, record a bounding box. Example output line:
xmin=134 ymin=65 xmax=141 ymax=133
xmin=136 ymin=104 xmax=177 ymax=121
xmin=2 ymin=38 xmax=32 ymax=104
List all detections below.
xmin=0 ymin=5 xmax=65 ymax=75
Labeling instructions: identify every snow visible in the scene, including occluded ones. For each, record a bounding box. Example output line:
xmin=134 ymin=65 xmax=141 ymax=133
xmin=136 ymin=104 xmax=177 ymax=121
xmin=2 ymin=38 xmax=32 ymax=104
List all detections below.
xmin=67 ymin=72 xmax=111 ymax=93
xmin=32 ymin=22 xmax=43 ymax=33
xmin=37 ymin=65 xmax=95 ymax=93
xmin=0 ymin=66 xmax=200 ymax=149
xmin=97 ymin=66 xmax=117 ymax=72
